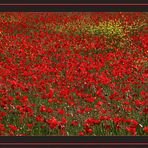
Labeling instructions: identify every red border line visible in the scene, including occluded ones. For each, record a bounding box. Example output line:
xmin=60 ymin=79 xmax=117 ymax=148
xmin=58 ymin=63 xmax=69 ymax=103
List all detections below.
xmin=0 ymin=4 xmax=148 ymax=6
xmin=0 ymin=143 xmax=148 ymax=145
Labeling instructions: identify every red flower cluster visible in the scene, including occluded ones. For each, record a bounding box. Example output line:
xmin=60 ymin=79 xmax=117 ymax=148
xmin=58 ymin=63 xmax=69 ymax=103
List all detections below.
xmin=0 ymin=12 xmax=147 ymax=136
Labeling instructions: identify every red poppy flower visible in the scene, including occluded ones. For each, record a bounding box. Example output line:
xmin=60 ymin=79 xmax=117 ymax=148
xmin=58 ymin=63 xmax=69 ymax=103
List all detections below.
xmin=79 ymin=131 xmax=84 ymax=136
xmin=126 ymin=127 xmax=136 ymax=135
xmin=27 ymin=123 xmax=34 ymax=128
xmin=143 ymin=126 xmax=148 ymax=133
xmin=47 ymin=107 xmax=53 ymax=114
xmin=0 ymin=123 xmax=6 ymax=132
xmin=40 ymin=105 xmax=46 ymax=112
xmin=85 ymin=128 xmax=93 ymax=134
xmin=57 ymin=109 xmax=65 ymax=115
xmin=86 ymin=97 xmax=95 ymax=103
xmin=71 ymin=120 xmax=79 ymax=126
xmin=36 ymin=115 xmax=45 ymax=123
xmin=47 ymin=117 xmax=59 ymax=129
xmin=8 ymin=124 xmax=18 ymax=131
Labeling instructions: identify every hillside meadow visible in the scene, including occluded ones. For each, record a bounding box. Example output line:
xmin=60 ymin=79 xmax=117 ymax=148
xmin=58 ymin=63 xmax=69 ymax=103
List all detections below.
xmin=0 ymin=12 xmax=147 ymax=136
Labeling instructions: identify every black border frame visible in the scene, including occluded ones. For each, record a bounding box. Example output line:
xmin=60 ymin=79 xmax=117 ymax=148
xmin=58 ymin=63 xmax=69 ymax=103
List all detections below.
xmin=0 ymin=136 xmax=148 ymax=143
xmin=0 ymin=0 xmax=147 ymax=4
xmin=0 ymin=2 xmax=148 ymax=146
xmin=0 ymin=4 xmax=148 ymax=11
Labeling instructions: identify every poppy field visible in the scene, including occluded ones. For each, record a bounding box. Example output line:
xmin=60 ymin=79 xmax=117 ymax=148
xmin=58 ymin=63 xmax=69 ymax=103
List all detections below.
xmin=0 ymin=12 xmax=148 ymax=136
